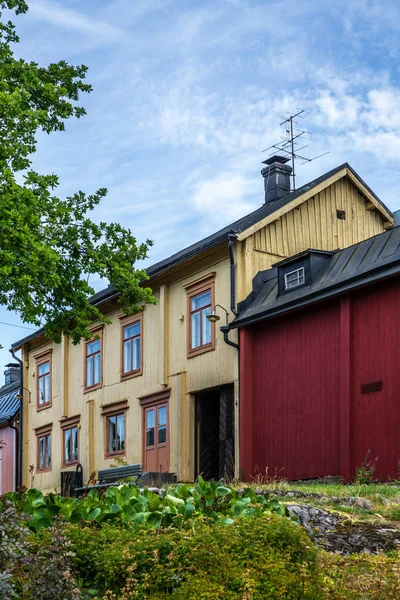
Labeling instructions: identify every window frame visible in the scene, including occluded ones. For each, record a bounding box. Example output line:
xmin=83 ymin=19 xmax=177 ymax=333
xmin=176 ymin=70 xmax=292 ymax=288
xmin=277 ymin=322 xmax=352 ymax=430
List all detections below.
xmin=284 ymin=267 xmax=305 ymax=290
xmin=120 ymin=312 xmax=143 ymax=380
xmin=35 ymin=423 xmax=52 ymax=473
xmin=185 ymin=273 xmax=216 ymax=358
xmin=60 ymin=415 xmax=80 ymax=468
xmin=101 ymin=400 xmax=128 ymax=458
xmin=84 ymin=327 xmax=103 ymax=393
xmin=35 ymin=350 xmax=52 ymax=411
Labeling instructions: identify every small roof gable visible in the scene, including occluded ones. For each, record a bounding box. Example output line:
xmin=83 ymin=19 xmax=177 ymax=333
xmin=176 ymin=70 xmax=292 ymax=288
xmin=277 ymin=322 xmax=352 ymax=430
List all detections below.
xmin=232 ymin=226 xmax=400 ymax=328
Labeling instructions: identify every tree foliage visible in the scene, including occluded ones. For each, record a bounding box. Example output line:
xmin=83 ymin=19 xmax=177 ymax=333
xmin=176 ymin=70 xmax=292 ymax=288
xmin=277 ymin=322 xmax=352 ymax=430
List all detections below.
xmin=0 ymin=0 xmax=155 ymax=344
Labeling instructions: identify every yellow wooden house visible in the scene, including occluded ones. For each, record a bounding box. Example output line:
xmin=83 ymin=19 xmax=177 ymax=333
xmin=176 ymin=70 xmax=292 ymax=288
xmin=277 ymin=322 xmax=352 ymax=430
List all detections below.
xmin=12 ymin=159 xmax=393 ymax=492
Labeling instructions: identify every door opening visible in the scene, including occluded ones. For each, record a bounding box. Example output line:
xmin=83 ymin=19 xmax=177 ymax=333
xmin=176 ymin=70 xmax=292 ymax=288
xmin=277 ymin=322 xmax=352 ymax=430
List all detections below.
xmin=195 ymin=384 xmax=234 ymax=481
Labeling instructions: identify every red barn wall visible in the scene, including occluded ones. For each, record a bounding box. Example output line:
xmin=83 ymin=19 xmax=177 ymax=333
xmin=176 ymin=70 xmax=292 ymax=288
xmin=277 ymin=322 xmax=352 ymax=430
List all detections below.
xmin=0 ymin=425 xmax=16 ymax=494
xmin=240 ymin=276 xmax=400 ymax=481
xmin=243 ymin=302 xmax=341 ymax=481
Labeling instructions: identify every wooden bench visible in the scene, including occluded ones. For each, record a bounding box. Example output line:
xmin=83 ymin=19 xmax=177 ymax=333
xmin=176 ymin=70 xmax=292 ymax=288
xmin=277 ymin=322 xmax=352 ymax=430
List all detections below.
xmin=75 ymin=463 xmax=142 ymax=495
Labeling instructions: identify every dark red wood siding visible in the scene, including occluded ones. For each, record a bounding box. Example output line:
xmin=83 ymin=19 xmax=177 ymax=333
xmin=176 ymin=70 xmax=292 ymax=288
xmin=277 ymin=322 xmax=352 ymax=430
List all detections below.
xmin=350 ymin=280 xmax=400 ymax=480
xmin=240 ymin=276 xmax=400 ymax=481
xmin=242 ymin=302 xmax=341 ymax=481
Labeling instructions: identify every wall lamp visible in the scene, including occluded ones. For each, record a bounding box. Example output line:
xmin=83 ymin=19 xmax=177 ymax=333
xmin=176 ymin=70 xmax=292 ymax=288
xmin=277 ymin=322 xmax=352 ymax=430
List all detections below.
xmin=16 ymin=386 xmax=32 ymax=404
xmin=206 ymin=304 xmax=229 ymax=326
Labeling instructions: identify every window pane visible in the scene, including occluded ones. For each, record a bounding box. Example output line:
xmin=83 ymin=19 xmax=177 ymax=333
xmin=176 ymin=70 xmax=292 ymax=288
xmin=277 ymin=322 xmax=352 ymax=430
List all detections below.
xmin=108 ymin=416 xmax=116 ymax=453
xmin=64 ymin=429 xmax=71 ymax=463
xmin=45 ymin=434 xmax=51 ymax=468
xmin=146 ymin=428 xmax=155 ymax=447
xmin=158 ymin=406 xmax=167 ymax=426
xmin=39 ymin=377 xmax=47 ymax=404
xmin=72 ymin=427 xmax=79 ymax=461
xmin=86 ymin=356 xmax=93 ymax=387
xmin=117 ymin=414 xmax=125 ymax=451
xmin=158 ymin=426 xmax=166 ymax=444
xmin=202 ymin=307 xmax=212 ymax=344
xmin=87 ymin=340 xmax=100 ymax=354
xmin=123 ymin=340 xmax=131 ymax=373
xmin=94 ymin=352 xmax=101 ymax=385
xmin=38 ymin=361 xmax=50 ymax=375
xmin=191 ymin=312 xmax=201 ymax=348
xmin=132 ymin=337 xmax=140 ymax=370
xmin=147 ymin=409 xmax=155 ymax=429
xmin=124 ymin=323 xmax=140 ymax=339
xmin=191 ymin=291 xmax=211 ymax=311
xmin=39 ymin=437 xmax=45 ymax=469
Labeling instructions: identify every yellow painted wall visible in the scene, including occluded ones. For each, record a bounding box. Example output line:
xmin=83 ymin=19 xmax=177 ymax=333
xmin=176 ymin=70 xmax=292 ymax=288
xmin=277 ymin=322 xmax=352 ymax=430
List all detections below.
xmin=21 ymin=174 xmax=389 ymax=491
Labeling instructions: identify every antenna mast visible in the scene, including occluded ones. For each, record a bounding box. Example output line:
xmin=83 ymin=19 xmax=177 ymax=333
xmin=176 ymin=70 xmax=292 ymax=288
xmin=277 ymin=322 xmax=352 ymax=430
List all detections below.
xmin=262 ymin=109 xmax=329 ymax=191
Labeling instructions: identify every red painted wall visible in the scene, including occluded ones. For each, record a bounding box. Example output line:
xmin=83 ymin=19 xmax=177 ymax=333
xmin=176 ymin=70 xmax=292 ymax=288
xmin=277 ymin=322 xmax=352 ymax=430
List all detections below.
xmin=241 ymin=302 xmax=341 ymax=481
xmin=240 ymin=276 xmax=400 ymax=481
xmin=0 ymin=425 xmax=16 ymax=494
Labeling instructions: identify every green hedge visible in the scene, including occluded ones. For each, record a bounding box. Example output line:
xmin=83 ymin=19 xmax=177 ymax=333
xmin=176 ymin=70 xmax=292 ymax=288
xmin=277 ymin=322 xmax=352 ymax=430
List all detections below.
xmin=66 ymin=514 xmax=317 ymax=599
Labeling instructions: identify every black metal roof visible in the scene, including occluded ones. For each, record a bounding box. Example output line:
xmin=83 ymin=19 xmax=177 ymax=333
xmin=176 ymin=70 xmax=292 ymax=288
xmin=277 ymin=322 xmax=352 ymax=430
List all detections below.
xmin=231 ymin=226 xmax=400 ymax=328
xmin=11 ymin=162 xmax=391 ymax=349
xmin=0 ymin=381 xmax=20 ymax=426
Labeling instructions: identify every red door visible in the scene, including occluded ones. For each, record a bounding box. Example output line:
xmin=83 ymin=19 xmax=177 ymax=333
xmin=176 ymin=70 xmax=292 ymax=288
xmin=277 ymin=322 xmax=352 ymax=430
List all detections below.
xmin=144 ymin=402 xmax=169 ymax=472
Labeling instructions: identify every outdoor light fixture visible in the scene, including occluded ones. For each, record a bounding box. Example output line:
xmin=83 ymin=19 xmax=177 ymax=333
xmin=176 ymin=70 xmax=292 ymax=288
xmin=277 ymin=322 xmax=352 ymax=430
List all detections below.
xmin=206 ymin=304 xmax=229 ymax=326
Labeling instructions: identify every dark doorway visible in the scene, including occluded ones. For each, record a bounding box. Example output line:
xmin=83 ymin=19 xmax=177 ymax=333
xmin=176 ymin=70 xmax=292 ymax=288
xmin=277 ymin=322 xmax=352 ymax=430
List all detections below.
xmin=195 ymin=384 xmax=235 ymax=481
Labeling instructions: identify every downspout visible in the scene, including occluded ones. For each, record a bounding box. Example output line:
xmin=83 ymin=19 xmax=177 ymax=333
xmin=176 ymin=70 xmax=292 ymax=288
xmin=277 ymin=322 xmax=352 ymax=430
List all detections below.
xmin=8 ymin=418 xmax=19 ymax=491
xmin=10 ymin=348 xmax=23 ymax=488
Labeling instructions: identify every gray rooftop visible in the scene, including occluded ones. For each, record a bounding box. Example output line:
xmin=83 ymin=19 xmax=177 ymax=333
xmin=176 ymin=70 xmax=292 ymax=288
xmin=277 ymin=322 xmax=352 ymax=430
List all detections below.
xmin=0 ymin=381 xmax=20 ymax=426
xmin=232 ymin=226 xmax=400 ymax=328
xmin=11 ymin=162 xmax=391 ymax=349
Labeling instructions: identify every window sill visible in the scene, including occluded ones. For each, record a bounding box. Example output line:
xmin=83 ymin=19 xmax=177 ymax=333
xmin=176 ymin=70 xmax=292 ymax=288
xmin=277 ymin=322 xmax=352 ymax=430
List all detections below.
xmin=37 ymin=467 xmax=51 ymax=473
xmin=187 ymin=343 xmax=215 ymax=359
xmin=62 ymin=461 xmax=79 ymax=469
xmin=83 ymin=383 xmax=102 ymax=394
xmin=120 ymin=369 xmax=142 ymax=381
xmin=37 ymin=402 xmax=52 ymax=412
xmin=105 ymin=450 xmax=125 ymax=459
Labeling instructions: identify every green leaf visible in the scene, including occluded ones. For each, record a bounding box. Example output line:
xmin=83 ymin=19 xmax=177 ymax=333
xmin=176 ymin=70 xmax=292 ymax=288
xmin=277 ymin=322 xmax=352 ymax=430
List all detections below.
xmin=86 ymin=507 xmax=102 ymax=521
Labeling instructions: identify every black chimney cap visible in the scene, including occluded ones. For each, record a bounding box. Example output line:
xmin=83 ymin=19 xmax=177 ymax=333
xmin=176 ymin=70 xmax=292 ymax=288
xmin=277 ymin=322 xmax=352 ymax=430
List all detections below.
xmin=262 ymin=155 xmax=290 ymax=166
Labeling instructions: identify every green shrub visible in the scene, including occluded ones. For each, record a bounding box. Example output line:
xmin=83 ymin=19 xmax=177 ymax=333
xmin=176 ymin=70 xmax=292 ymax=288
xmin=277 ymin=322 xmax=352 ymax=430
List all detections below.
xmin=0 ymin=500 xmax=80 ymax=599
xmin=66 ymin=514 xmax=317 ymax=599
xmin=317 ymin=552 xmax=400 ymax=599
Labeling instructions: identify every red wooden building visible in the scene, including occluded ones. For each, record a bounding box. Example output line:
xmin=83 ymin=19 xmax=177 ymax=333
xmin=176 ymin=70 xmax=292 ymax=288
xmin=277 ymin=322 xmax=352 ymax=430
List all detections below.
xmin=232 ymin=226 xmax=400 ymax=481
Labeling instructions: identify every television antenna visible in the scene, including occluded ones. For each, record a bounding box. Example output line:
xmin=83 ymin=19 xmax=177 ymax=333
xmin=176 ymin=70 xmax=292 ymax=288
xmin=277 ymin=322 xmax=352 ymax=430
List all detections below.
xmin=262 ymin=109 xmax=329 ymax=190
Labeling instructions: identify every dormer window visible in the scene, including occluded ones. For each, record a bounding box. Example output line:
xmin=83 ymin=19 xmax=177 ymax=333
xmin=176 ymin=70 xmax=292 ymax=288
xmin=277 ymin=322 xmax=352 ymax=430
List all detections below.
xmin=284 ymin=267 xmax=305 ymax=290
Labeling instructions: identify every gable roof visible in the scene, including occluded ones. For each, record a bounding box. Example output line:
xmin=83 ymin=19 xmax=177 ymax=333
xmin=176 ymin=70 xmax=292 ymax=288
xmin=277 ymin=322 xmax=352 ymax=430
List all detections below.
xmin=231 ymin=226 xmax=400 ymax=328
xmin=0 ymin=381 xmax=20 ymax=426
xmin=11 ymin=162 xmax=393 ymax=350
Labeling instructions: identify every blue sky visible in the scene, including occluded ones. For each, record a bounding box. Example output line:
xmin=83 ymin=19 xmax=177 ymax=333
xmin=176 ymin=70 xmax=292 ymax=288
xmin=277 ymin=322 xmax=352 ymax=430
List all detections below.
xmin=1 ymin=0 xmax=400 ymax=370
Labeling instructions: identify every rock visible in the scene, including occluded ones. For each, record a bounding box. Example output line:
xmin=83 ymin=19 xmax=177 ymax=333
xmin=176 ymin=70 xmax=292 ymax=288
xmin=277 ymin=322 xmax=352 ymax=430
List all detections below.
xmin=329 ymin=496 xmax=373 ymax=511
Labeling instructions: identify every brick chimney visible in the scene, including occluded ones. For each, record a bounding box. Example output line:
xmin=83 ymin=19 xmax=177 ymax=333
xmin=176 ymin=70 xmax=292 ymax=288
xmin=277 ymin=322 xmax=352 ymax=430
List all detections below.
xmin=261 ymin=155 xmax=292 ymax=203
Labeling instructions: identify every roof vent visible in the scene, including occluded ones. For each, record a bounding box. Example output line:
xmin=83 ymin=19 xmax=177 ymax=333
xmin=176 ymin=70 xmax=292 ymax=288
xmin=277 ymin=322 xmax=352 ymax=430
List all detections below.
xmin=261 ymin=155 xmax=292 ymax=203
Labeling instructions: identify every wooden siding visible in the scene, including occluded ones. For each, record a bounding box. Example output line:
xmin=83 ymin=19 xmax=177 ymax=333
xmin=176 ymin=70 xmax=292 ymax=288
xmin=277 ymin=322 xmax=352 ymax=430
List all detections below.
xmin=350 ymin=279 xmax=400 ymax=480
xmin=243 ymin=303 xmax=341 ymax=481
xmin=240 ymin=276 xmax=400 ymax=482
xmin=238 ymin=177 xmax=387 ymax=297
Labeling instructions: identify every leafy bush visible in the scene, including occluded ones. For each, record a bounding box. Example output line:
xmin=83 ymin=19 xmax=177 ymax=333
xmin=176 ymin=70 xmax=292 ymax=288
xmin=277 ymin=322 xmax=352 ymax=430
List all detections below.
xmin=5 ymin=478 xmax=292 ymax=532
xmin=66 ymin=513 xmax=317 ymax=599
xmin=317 ymin=552 xmax=400 ymax=599
xmin=0 ymin=500 xmax=80 ymax=599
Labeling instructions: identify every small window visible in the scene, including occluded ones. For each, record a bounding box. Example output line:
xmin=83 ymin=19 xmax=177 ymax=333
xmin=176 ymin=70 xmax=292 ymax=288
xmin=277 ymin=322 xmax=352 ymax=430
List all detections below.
xmin=185 ymin=274 xmax=216 ymax=358
xmin=63 ymin=426 xmax=79 ymax=465
xmin=284 ymin=267 xmax=305 ymax=290
xmin=85 ymin=331 xmax=102 ymax=391
xmin=106 ymin=412 xmax=125 ymax=456
xmin=35 ymin=352 xmax=52 ymax=410
xmin=36 ymin=425 xmax=52 ymax=472
xmin=120 ymin=313 xmax=143 ymax=379
xmin=337 ymin=209 xmax=346 ymax=220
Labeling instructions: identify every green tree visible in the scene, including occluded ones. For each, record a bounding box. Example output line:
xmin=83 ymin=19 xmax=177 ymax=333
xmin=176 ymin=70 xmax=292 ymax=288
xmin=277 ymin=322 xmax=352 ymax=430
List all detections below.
xmin=0 ymin=0 xmax=155 ymax=345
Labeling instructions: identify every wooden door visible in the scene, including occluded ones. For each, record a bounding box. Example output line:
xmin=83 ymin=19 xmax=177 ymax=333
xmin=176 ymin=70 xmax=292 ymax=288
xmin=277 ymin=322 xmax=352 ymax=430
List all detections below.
xmin=144 ymin=402 xmax=169 ymax=472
